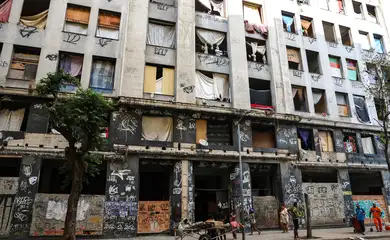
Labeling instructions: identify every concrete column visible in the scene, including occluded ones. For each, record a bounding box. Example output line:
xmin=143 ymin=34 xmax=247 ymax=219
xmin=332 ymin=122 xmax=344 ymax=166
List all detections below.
xmin=187 ymin=161 xmax=195 ymax=223
xmin=0 ymin=43 xmax=13 ymax=86
xmin=381 ymin=171 xmax=390 ymax=217
xmin=175 ymin=0 xmax=196 ymax=104
xmin=172 ymin=161 xmax=182 ymax=224
xmin=279 ymin=162 xmax=304 ymax=206
xmin=119 ymin=0 xmax=149 ymax=97
xmin=9 ymin=156 xmax=42 ymax=238
xmin=230 ymin=163 xmax=251 ymax=226
xmin=338 ymin=169 xmax=354 ymax=226
xmin=226 ymin=1 xmax=250 ymax=110
xmin=181 ymin=160 xmax=189 ymax=219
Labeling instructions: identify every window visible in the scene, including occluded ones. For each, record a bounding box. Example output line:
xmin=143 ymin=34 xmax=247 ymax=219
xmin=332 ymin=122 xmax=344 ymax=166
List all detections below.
xmin=0 ymin=158 xmax=21 ymax=177
xmin=0 ymin=100 xmax=29 ymax=131
xmin=361 ymin=135 xmax=376 ymax=154
xmin=343 ymin=133 xmax=358 ymax=153
xmin=347 ymin=59 xmax=358 ymax=81
xmin=366 ymin=5 xmax=377 ymax=23
xmin=374 ymin=35 xmax=384 ymax=53
xmin=292 ymin=86 xmax=308 ymax=112
xmin=318 ymin=131 xmax=334 ymax=152
xmin=141 ymin=116 xmax=173 ymax=142
xmin=358 ymin=31 xmax=371 ymax=50
xmin=64 ymin=4 xmax=90 ymax=35
xmin=249 ymin=79 xmax=273 ymax=109
xmin=329 ymin=55 xmax=342 ymax=77
xmin=322 ymin=21 xmax=336 ymax=42
xmin=196 ymin=119 xmax=232 ymax=146
xmin=195 ymin=0 xmax=226 ymax=17
xmin=144 ymin=64 xmax=175 ymax=96
xmin=286 ymin=47 xmax=301 ymax=70
xmin=58 ymin=52 xmax=83 ymax=79
xmin=306 ymin=50 xmax=320 ymax=74
xmin=195 ymin=71 xmax=229 ymax=102
xmin=312 ymin=89 xmax=327 ymax=114
xmin=243 ymin=3 xmax=266 ymax=37
xmin=96 ymin=10 xmax=120 ymax=40
xmin=246 ymin=38 xmax=267 ymax=64
xmin=196 ymin=28 xmax=227 ymax=56
xmin=0 ymin=0 xmax=12 ymax=23
xmin=8 ymin=45 xmax=40 ymax=81
xmin=340 ymin=26 xmax=352 ymax=46
xmin=353 ymin=1 xmax=363 ymax=19
xmin=336 ymin=92 xmax=349 ymax=117
xmin=353 ymin=95 xmax=370 ymax=122
xmin=302 ymin=171 xmax=338 ymax=183
xmin=297 ymin=128 xmax=314 ymax=150
xmin=282 ymin=12 xmax=296 ymax=34
xmin=252 ymin=124 xmax=275 ymax=149
xmin=147 ymin=22 xmax=176 ymax=48
xmin=301 ymin=16 xmax=314 ymax=38
xmin=89 ymin=57 xmax=115 ymax=93
xmin=20 ymin=0 xmax=49 ymax=29
xmin=374 ymin=98 xmax=384 ymax=120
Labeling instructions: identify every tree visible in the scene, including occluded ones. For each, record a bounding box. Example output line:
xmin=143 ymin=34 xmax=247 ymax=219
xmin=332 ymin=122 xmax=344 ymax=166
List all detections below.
xmin=36 ymin=71 xmax=113 ymax=240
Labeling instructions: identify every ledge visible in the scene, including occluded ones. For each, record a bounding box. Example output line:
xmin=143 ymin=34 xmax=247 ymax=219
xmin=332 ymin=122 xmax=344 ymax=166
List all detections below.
xmin=294 ymin=161 xmax=387 ymax=170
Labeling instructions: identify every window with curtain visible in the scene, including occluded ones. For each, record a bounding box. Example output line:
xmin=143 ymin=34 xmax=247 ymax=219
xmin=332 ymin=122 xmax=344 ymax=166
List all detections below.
xmin=142 ymin=116 xmax=173 ymax=142
xmin=282 ymin=13 xmax=295 ymax=33
xmin=96 ymin=10 xmax=120 ymax=40
xmin=361 ymin=135 xmax=376 ymax=154
xmin=0 ymin=108 xmax=26 ymax=131
xmin=195 ymin=71 xmax=230 ymax=102
xmin=318 ymin=131 xmax=334 ymax=152
xmin=246 ymin=39 xmax=267 ymax=64
xmin=144 ymin=65 xmax=175 ymax=96
xmin=336 ymin=92 xmax=349 ymax=117
xmin=364 ymin=63 xmax=377 ymax=84
xmin=374 ymin=35 xmax=384 ymax=53
xmin=287 ymin=47 xmax=301 ymax=70
xmin=292 ymin=86 xmax=308 ymax=112
xmin=89 ymin=58 xmax=115 ymax=93
xmin=301 ymin=17 xmax=314 ymax=38
xmin=147 ymin=23 xmax=176 ymax=48
xmin=8 ymin=46 xmax=40 ymax=81
xmin=196 ymin=28 xmax=227 ymax=56
xmin=58 ymin=52 xmax=83 ymax=91
xmin=0 ymin=0 xmax=12 ymax=23
xmin=243 ymin=3 xmax=268 ymax=38
xmin=353 ymin=95 xmax=370 ymax=122
xmin=196 ymin=119 xmax=232 ymax=146
xmin=329 ymin=56 xmax=342 ymax=78
xmin=64 ymin=4 xmax=90 ymax=35
xmin=347 ymin=59 xmax=358 ymax=81
xmin=312 ymin=89 xmax=327 ymax=114
xmin=249 ymin=78 xmax=273 ymax=110
xmin=195 ymin=0 xmax=225 ymax=17
xmin=359 ymin=31 xmax=371 ymax=50
xmin=297 ymin=128 xmax=314 ymax=150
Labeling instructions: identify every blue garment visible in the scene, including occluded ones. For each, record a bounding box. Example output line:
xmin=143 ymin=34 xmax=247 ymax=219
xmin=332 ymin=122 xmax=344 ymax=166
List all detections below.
xmin=282 ymin=16 xmax=294 ymax=32
xmin=356 ymin=208 xmax=366 ymax=221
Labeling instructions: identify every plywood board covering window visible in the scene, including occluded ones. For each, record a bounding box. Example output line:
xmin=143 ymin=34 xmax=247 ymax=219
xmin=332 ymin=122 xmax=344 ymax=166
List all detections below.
xmin=8 ymin=47 xmax=40 ymax=81
xmin=64 ymin=5 xmax=90 ymax=35
xmin=196 ymin=119 xmax=207 ymax=144
xmin=144 ymin=65 xmax=174 ymax=96
xmin=287 ymin=47 xmax=301 ymax=70
xmin=97 ymin=10 xmax=120 ymax=40
xmin=196 ymin=119 xmax=232 ymax=145
xmin=318 ymin=131 xmax=334 ymax=152
xmin=252 ymin=127 xmax=275 ymax=148
xmin=142 ymin=116 xmax=173 ymax=142
xmin=336 ymin=92 xmax=349 ymax=117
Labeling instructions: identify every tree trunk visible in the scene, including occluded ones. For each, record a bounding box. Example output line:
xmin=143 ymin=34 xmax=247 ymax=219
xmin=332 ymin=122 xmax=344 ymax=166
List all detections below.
xmin=63 ymin=148 xmax=85 ymax=240
xmin=304 ymin=193 xmax=312 ymax=238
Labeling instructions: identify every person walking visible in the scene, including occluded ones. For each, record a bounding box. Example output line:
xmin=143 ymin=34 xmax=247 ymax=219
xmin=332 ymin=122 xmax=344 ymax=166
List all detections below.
xmin=288 ymin=202 xmax=300 ymax=240
xmin=356 ymin=204 xmax=366 ymax=235
xmin=230 ymin=214 xmax=244 ymax=240
xmin=370 ymin=203 xmax=383 ymax=232
xmin=249 ymin=208 xmax=261 ymax=235
xmin=280 ymin=203 xmax=289 ymax=233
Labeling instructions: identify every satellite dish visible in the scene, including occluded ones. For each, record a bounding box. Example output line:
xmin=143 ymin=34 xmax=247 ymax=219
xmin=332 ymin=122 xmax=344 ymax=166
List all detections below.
xmin=199 ymin=139 xmax=209 ymax=147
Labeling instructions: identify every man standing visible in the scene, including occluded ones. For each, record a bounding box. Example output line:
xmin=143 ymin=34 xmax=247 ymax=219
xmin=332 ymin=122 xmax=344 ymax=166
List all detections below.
xmin=370 ymin=203 xmax=383 ymax=232
xmin=288 ymin=202 xmax=300 ymax=240
xmin=356 ymin=204 xmax=366 ymax=235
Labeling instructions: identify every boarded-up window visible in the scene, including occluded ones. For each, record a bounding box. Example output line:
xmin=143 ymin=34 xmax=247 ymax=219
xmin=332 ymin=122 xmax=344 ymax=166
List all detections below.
xmin=196 ymin=119 xmax=232 ymax=146
xmin=141 ymin=116 xmax=173 ymax=142
xmin=144 ymin=65 xmax=175 ymax=96
xmin=196 ymin=119 xmax=207 ymax=144
xmin=252 ymin=125 xmax=275 ymax=148
xmin=329 ymin=56 xmax=342 ymax=77
xmin=336 ymin=92 xmax=349 ymax=117
xmin=64 ymin=4 xmax=90 ymax=35
xmin=8 ymin=46 xmax=40 ymax=81
xmin=287 ymin=47 xmax=301 ymax=70
xmin=318 ymin=131 xmax=334 ymax=152
xmin=97 ymin=10 xmax=120 ymax=40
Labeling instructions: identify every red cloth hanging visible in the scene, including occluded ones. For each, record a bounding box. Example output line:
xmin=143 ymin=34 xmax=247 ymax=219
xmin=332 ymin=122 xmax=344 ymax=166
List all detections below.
xmin=0 ymin=0 xmax=12 ymax=23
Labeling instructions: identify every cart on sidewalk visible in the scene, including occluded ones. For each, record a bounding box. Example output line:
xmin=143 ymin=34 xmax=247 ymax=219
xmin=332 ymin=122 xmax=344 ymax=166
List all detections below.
xmin=175 ymin=218 xmax=236 ymax=240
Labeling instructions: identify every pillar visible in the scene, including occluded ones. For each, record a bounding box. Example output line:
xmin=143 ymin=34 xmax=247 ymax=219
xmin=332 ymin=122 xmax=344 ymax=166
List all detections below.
xmin=171 ymin=161 xmax=182 ymax=225
xmin=185 ymin=160 xmax=195 ymax=223
xmin=230 ymin=163 xmax=251 ymax=226
xmin=381 ymin=171 xmax=390 ymax=218
xmin=338 ymin=169 xmax=354 ymax=226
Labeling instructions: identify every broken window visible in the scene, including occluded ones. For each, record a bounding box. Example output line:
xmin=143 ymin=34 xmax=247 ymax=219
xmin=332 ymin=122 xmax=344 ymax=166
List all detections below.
xmin=318 ymin=131 xmax=334 ymax=152
xmin=374 ymin=35 xmax=384 ymax=53
xmin=141 ymin=116 xmax=173 ymax=142
xmin=282 ymin=12 xmax=296 ymax=34
xmin=195 ymin=0 xmax=226 ymax=17
xmin=8 ymin=45 xmax=40 ymax=81
xmin=96 ymin=10 xmax=120 ymax=40
xmin=353 ymin=95 xmax=370 ymax=122
xmin=0 ymin=158 xmax=21 ymax=177
xmin=374 ymin=98 xmax=384 ymax=121
xmin=246 ymin=38 xmax=267 ymax=64
xmin=249 ymin=79 xmax=273 ymax=110
xmin=252 ymin=124 xmax=275 ymax=149
xmin=306 ymin=50 xmax=320 ymax=74
xmin=0 ymin=101 xmax=28 ymax=131
xmin=340 ymin=26 xmax=352 ymax=46
xmin=297 ymin=128 xmax=314 ymax=150
xmin=20 ymin=0 xmax=49 ymax=29
xmin=286 ymin=47 xmax=301 ymax=70
xmin=195 ymin=70 xmax=230 ymax=102
xmin=196 ymin=119 xmax=233 ymax=146
xmin=196 ymin=28 xmax=227 ymax=56
xmin=147 ymin=22 xmax=176 ymax=48
xmin=350 ymin=172 xmax=383 ymax=195
xmin=251 ymin=165 xmax=277 ymax=196
xmin=322 ymin=21 xmax=336 ymax=42
xmin=292 ymin=86 xmax=308 ymax=112
xmin=64 ymin=4 xmax=90 ymax=35
xmin=243 ymin=3 xmax=268 ymax=38
xmin=301 ymin=16 xmax=314 ymax=38
xmin=0 ymin=0 xmax=12 ymax=23
xmin=89 ymin=57 xmax=115 ymax=93
xmin=347 ymin=59 xmax=359 ymax=81
xmin=366 ymin=5 xmax=377 ymax=23
xmin=359 ymin=31 xmax=371 ymax=50
xmin=336 ymin=92 xmax=349 ymax=117
xmin=353 ymin=1 xmax=363 ymax=19
xmin=329 ymin=55 xmax=342 ymax=78
xmin=337 ymin=0 xmax=345 ymax=14
xmin=343 ymin=133 xmax=358 ymax=153
xmin=361 ymin=135 xmax=376 ymax=154
xmin=312 ymin=89 xmax=327 ymax=114
xmin=144 ymin=64 xmax=175 ymax=96
xmin=139 ymin=162 xmax=171 ymax=202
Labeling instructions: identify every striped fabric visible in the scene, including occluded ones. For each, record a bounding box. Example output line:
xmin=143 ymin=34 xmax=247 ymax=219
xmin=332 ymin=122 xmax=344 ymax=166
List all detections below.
xmin=329 ymin=57 xmax=340 ymax=68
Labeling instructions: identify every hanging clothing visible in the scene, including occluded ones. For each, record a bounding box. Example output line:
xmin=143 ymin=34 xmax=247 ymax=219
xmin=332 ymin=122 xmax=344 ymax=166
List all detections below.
xmin=0 ymin=108 xmax=25 ymax=131
xmin=374 ymin=38 xmax=384 ymax=53
xmin=60 ymin=54 xmax=83 ymax=77
xmin=347 ymin=60 xmax=357 ymax=81
xmin=90 ymin=60 xmax=115 ymax=93
xmin=312 ymin=92 xmax=323 ymax=105
xmin=282 ymin=15 xmax=294 ymax=32
xmin=361 ymin=137 xmax=375 ymax=154
xmin=337 ymin=0 xmax=344 ymax=13
xmin=0 ymin=0 xmax=12 ymax=23
xmin=196 ymin=29 xmax=225 ymax=54
xmin=195 ymin=71 xmax=229 ymax=101
xmin=20 ymin=9 xmax=49 ymax=29
xmin=147 ymin=23 xmax=175 ymax=48
xmin=247 ymin=42 xmax=267 ymax=63
xmin=301 ymin=19 xmax=312 ymax=36
xmin=250 ymin=89 xmax=271 ymax=106
xmin=329 ymin=57 xmax=342 ymax=77
xmin=353 ymin=96 xmax=370 ymax=122
xmin=142 ymin=116 xmax=173 ymax=142
xmin=243 ymin=4 xmax=262 ymax=26
xmin=298 ymin=129 xmax=310 ymax=149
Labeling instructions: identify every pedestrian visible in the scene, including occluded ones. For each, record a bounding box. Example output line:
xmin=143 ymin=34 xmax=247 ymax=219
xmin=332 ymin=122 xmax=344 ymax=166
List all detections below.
xmin=230 ymin=214 xmax=244 ymax=240
xmin=249 ymin=208 xmax=261 ymax=235
xmin=288 ymin=202 xmax=300 ymax=240
xmin=280 ymin=203 xmax=289 ymax=233
xmin=356 ymin=204 xmax=366 ymax=235
xmin=370 ymin=203 xmax=383 ymax=232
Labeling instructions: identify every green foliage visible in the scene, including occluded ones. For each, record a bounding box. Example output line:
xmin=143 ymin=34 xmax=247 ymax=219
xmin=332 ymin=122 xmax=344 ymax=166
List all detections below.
xmin=36 ymin=70 xmax=80 ymax=98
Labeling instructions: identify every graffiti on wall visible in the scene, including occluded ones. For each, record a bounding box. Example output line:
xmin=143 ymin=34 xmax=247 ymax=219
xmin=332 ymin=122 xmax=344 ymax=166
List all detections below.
xmin=0 ymin=178 xmax=18 ymax=236
xmin=352 ymin=195 xmax=389 ymax=222
xmin=137 ymin=201 xmax=170 ymax=233
xmin=188 ymin=163 xmax=195 ymax=223
xmin=253 ymin=196 xmax=279 ymax=228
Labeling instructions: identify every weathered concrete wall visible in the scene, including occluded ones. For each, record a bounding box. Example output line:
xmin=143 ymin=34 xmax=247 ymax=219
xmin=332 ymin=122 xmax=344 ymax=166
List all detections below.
xmin=0 ymin=177 xmax=18 ymax=237
xmin=252 ymin=196 xmax=279 ymax=229
xmin=230 ymin=163 xmax=252 ymax=226
xmin=137 ymin=201 xmax=170 ymax=233
xmin=30 ymin=194 xmax=105 ymax=236
xmin=302 ymin=183 xmax=345 ymax=226
xmin=338 ymin=170 xmax=354 ymax=225
xmin=352 ymin=195 xmax=389 ymax=223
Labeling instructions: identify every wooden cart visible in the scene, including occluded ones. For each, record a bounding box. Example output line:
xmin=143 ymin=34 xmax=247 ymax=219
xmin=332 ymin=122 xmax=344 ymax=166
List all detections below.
xmin=175 ymin=219 xmax=236 ymax=240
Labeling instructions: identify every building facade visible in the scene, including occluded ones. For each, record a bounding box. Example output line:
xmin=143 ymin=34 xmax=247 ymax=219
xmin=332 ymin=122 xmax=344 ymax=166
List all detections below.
xmin=1 ymin=0 xmax=390 ymax=238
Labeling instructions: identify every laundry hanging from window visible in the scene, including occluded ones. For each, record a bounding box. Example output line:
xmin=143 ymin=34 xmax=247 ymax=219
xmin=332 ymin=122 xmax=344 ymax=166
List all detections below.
xmin=144 ymin=65 xmax=174 ymax=96
xmin=374 ymin=37 xmax=384 ymax=53
xmin=0 ymin=108 xmax=25 ymax=131
xmin=147 ymin=23 xmax=176 ymax=48
xmin=20 ymin=9 xmax=48 ymax=29
xmin=353 ymin=95 xmax=370 ymax=122
xmin=142 ymin=116 xmax=173 ymax=142
xmin=361 ymin=136 xmax=375 ymax=154
xmin=59 ymin=54 xmax=83 ymax=78
xmin=337 ymin=0 xmax=344 ymax=13
xmin=0 ymin=0 xmax=12 ymax=23
xmin=298 ymin=128 xmax=311 ymax=150
xmin=292 ymin=87 xmax=307 ymax=111
xmin=97 ymin=10 xmax=120 ymax=40
xmin=318 ymin=131 xmax=334 ymax=152
xmin=301 ymin=19 xmax=312 ymax=36
xmin=282 ymin=15 xmax=294 ymax=33
xmin=197 ymin=0 xmax=225 ymax=17
xmin=196 ymin=71 xmax=229 ymax=102
xmin=287 ymin=48 xmax=301 ymax=69
xmin=347 ymin=60 xmax=357 ymax=81
xmin=343 ymin=136 xmax=357 ymax=153
xmin=64 ymin=5 xmax=90 ymax=35
xmin=90 ymin=59 xmax=115 ymax=93
xmin=243 ymin=4 xmax=268 ymax=38
xmin=247 ymin=42 xmax=267 ymax=64
xmin=329 ymin=57 xmax=342 ymax=77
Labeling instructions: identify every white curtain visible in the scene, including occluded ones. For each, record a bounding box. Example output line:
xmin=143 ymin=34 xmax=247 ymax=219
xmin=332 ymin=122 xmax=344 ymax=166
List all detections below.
xmin=0 ymin=109 xmax=25 ymax=131
xmin=96 ymin=27 xmax=119 ymax=40
xmin=248 ymin=42 xmax=267 ymax=63
xmin=312 ymin=92 xmax=323 ymax=104
xmin=213 ymin=73 xmax=229 ymax=100
xmin=244 ymin=4 xmax=261 ymax=25
xmin=361 ymin=137 xmax=375 ymax=154
xmin=196 ymin=71 xmax=229 ymax=100
xmin=292 ymin=88 xmax=298 ymax=98
xmin=151 ymin=0 xmax=175 ymax=6
xmin=142 ymin=116 xmax=173 ymax=142
xmin=196 ymin=29 xmax=225 ymax=54
xmin=210 ymin=0 xmax=225 ymax=17
xmin=64 ymin=22 xmax=88 ymax=35
xmin=147 ymin=23 xmax=176 ymax=48
xmin=359 ymin=33 xmax=371 ymax=50
xmin=155 ymin=77 xmax=163 ymax=94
